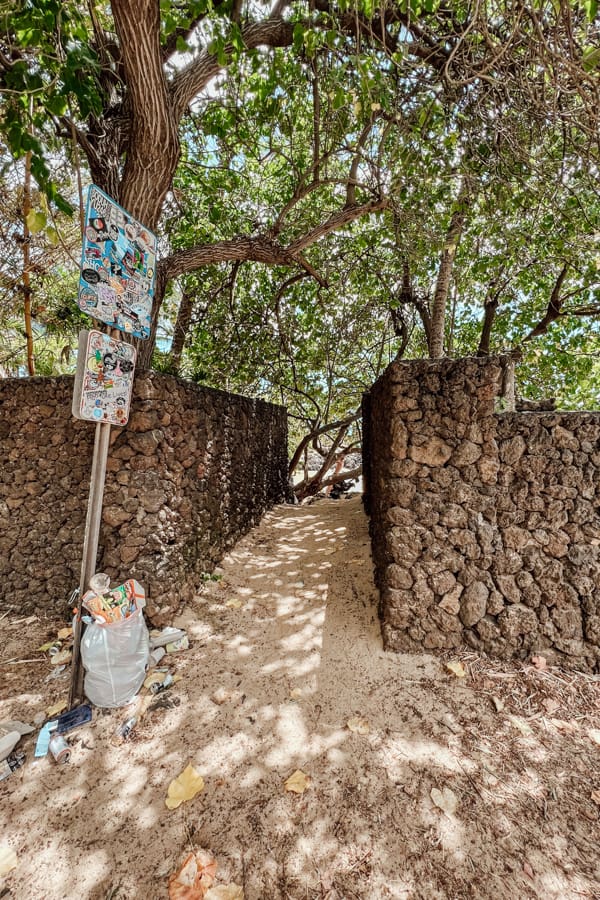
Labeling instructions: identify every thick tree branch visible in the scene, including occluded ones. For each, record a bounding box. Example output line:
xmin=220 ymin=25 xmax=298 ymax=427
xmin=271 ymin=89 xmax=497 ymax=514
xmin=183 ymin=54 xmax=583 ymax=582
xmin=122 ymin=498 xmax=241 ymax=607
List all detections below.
xmin=519 ymin=262 xmax=570 ymax=344
xmin=169 ymin=18 xmax=295 ymax=120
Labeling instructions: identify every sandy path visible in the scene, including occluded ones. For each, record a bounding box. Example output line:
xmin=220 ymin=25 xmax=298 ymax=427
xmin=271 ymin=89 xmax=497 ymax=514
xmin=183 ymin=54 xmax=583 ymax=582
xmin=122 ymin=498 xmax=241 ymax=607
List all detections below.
xmin=1 ymin=496 xmax=599 ymax=899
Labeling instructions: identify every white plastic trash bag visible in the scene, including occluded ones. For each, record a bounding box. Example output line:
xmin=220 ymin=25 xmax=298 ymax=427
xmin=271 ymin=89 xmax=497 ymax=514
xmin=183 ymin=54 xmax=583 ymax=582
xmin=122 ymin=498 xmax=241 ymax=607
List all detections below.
xmin=81 ymin=608 xmax=150 ymax=708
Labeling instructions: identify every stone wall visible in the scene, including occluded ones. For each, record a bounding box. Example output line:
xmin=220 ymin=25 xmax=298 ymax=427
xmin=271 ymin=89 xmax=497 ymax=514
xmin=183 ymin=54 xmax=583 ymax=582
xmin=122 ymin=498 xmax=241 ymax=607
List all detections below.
xmin=364 ymin=356 xmax=600 ymax=671
xmin=0 ymin=373 xmax=288 ymax=623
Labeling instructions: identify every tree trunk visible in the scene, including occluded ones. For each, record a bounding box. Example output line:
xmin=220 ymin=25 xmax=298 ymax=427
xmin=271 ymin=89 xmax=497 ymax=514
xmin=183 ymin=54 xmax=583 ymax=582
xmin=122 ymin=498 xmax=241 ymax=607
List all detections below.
xmin=170 ymin=288 xmax=195 ymax=373
xmin=429 ymin=175 xmax=472 ymax=359
xmin=22 ymin=144 xmax=35 ymax=376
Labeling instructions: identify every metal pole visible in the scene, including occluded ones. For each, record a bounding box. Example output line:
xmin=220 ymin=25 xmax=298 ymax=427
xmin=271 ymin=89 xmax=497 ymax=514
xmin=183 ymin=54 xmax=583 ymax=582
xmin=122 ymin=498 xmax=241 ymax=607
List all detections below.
xmin=69 ymin=420 xmax=112 ymax=707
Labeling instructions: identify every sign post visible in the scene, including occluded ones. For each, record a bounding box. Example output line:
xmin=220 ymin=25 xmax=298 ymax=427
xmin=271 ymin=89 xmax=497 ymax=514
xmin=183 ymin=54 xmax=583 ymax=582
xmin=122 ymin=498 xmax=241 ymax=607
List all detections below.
xmin=68 ymin=186 xmax=157 ymax=708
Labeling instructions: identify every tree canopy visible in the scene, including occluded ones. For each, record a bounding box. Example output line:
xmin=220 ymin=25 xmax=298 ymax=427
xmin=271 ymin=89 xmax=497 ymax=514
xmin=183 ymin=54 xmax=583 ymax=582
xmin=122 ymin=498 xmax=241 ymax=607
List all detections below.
xmin=1 ymin=0 xmax=599 ymax=486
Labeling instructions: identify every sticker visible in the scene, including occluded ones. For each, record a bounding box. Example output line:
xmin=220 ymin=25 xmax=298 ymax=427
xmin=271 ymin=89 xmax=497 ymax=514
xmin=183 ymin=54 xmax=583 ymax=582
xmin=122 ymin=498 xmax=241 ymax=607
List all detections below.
xmin=77 ymin=185 xmax=157 ymax=340
xmin=72 ymin=330 xmax=136 ymax=427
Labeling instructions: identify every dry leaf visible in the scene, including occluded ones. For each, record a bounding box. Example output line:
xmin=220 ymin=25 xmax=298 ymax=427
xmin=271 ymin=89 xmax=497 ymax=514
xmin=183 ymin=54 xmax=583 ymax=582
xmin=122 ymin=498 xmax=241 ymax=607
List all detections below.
xmin=588 ymin=729 xmax=600 ymax=746
xmin=430 ymin=786 xmax=458 ymax=817
xmin=211 ymin=688 xmax=232 ymax=706
xmin=57 ymin=627 xmax=73 ymax=640
xmin=166 ymin=764 xmax=205 ymax=810
xmin=507 ymin=715 xmax=533 ymax=736
xmin=347 ymin=716 xmax=370 ymax=735
xmin=591 ymin=790 xmax=600 ymax=806
xmin=289 ymin=689 xmax=302 ymax=701
xmin=530 ymin=655 xmax=547 ymax=671
xmin=523 ymin=861 xmax=535 ymax=880
xmin=284 ymin=770 xmax=310 ymax=794
xmin=492 ymin=696 xmax=504 ymax=712
xmin=168 ymin=849 xmax=217 ymax=900
xmin=46 ymin=699 xmax=68 ymax=717
xmin=205 ymin=886 xmax=244 ymax=900
xmin=0 ymin=845 xmax=17 ymax=876
xmin=51 ymin=649 xmax=72 ymax=666
xmin=445 ymin=661 xmax=466 ymax=678
xmin=542 ymin=698 xmax=560 ymax=716
xmin=37 ymin=641 xmax=56 ymax=652
xmin=225 ymin=599 xmax=243 ymax=609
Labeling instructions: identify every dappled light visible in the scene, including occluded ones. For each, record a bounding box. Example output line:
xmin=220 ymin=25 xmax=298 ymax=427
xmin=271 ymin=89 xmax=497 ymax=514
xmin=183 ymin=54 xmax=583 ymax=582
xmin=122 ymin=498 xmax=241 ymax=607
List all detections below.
xmin=1 ymin=497 xmax=599 ymax=898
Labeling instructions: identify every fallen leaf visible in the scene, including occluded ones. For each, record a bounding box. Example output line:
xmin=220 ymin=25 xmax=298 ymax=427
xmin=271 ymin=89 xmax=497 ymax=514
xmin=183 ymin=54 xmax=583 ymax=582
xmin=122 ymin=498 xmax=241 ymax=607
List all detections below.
xmin=542 ymin=698 xmax=560 ymax=716
xmin=211 ymin=687 xmax=232 ymax=706
xmin=284 ymin=769 xmax=310 ymax=794
xmin=51 ymin=649 xmax=72 ymax=666
xmin=225 ymin=599 xmax=243 ymax=609
xmin=531 ymin=655 xmax=547 ymax=671
xmin=0 ymin=845 xmax=17 ymax=877
xmin=46 ymin=699 xmax=68 ymax=717
xmin=205 ymin=886 xmax=244 ymax=900
xmin=507 ymin=715 xmax=534 ymax=736
xmin=591 ymin=790 xmax=600 ymax=806
xmin=347 ymin=716 xmax=370 ymax=735
xmin=588 ymin=729 xmax=600 ymax=746
xmin=430 ymin=786 xmax=458 ymax=817
xmin=445 ymin=661 xmax=466 ymax=678
xmin=57 ymin=627 xmax=73 ymax=640
xmin=166 ymin=764 xmax=205 ymax=810
xmin=168 ymin=849 xmax=217 ymax=900
xmin=289 ymin=688 xmax=303 ymax=701
xmin=37 ymin=641 xmax=57 ymax=652
xmin=492 ymin=696 xmax=504 ymax=712
xmin=523 ymin=861 xmax=535 ymax=880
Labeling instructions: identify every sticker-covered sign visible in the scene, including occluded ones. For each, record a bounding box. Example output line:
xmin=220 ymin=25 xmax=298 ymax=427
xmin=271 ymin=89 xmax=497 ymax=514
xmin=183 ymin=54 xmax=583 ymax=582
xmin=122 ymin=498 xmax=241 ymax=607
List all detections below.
xmin=72 ymin=330 xmax=136 ymax=426
xmin=77 ymin=185 xmax=156 ymax=340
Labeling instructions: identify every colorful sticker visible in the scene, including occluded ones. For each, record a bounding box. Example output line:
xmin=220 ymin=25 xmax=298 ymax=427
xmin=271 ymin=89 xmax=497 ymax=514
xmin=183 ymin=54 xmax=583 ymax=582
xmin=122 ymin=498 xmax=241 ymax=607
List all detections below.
xmin=72 ymin=330 xmax=136 ymax=427
xmin=77 ymin=185 xmax=156 ymax=340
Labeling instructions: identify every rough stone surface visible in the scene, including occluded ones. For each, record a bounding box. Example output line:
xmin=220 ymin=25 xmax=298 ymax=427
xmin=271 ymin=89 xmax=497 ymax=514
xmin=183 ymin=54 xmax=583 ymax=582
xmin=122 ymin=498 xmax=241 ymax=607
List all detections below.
xmin=0 ymin=373 xmax=288 ymax=623
xmin=363 ymin=356 xmax=600 ymax=671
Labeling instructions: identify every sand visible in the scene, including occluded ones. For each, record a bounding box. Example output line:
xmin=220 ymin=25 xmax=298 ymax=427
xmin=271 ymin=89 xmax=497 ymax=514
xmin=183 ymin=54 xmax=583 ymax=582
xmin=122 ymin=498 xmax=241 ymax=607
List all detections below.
xmin=1 ymin=496 xmax=599 ymax=899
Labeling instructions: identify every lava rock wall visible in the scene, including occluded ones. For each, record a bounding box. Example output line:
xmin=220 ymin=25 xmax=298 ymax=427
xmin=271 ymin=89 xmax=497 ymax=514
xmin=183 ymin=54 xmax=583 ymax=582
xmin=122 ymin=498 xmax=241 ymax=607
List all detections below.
xmin=364 ymin=356 xmax=600 ymax=671
xmin=0 ymin=372 xmax=288 ymax=623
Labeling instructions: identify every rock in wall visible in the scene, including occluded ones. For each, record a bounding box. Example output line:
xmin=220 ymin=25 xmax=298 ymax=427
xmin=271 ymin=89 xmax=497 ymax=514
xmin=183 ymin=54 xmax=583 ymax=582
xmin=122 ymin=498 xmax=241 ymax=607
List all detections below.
xmin=0 ymin=372 xmax=288 ymax=623
xmin=365 ymin=356 xmax=600 ymax=671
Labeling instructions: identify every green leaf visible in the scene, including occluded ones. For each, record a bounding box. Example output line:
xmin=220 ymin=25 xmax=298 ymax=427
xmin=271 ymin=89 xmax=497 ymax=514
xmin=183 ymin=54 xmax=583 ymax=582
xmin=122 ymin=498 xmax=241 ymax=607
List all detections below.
xmin=26 ymin=209 xmax=47 ymax=234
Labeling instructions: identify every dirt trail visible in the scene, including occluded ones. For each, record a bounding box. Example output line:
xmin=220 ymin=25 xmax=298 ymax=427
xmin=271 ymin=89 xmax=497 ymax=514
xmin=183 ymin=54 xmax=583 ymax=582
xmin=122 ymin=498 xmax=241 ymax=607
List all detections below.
xmin=1 ymin=496 xmax=599 ymax=899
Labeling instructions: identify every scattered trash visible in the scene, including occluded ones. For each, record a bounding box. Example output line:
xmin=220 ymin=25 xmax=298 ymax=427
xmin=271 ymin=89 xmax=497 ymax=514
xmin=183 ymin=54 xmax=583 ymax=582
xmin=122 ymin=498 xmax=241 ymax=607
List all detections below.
xmin=81 ymin=576 xmax=149 ymax=708
xmin=57 ymin=627 xmax=73 ymax=640
xmin=166 ymin=635 xmax=189 ymax=653
xmin=45 ymin=666 xmax=67 ymax=681
xmin=284 ymin=769 xmax=310 ymax=794
xmin=56 ymin=704 xmax=92 ymax=735
xmin=165 ymin=763 xmax=205 ymax=810
xmin=0 ymin=844 xmax=17 ymax=876
xmin=347 ymin=716 xmax=370 ymax=735
xmin=445 ymin=661 xmax=466 ymax=678
xmin=48 ymin=733 xmax=71 ymax=764
xmin=150 ymin=647 xmax=166 ymax=666
xmin=430 ymin=786 xmax=458 ymax=817
xmin=149 ymin=627 xmax=186 ymax=650
xmin=0 ymin=751 xmax=26 ymax=782
xmin=168 ymin=849 xmax=217 ymax=900
xmin=0 ymin=720 xmax=34 ymax=737
xmin=150 ymin=672 xmax=173 ymax=694
xmin=50 ymin=649 xmax=72 ymax=666
xmin=114 ymin=716 xmax=137 ymax=742
xmin=35 ymin=722 xmax=57 ymax=758
xmin=0 ymin=727 xmax=21 ymax=762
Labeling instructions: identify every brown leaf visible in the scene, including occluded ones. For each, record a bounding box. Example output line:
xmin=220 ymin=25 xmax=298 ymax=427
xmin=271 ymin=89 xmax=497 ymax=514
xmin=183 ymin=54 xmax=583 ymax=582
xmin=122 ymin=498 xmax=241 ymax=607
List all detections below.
xmin=492 ymin=696 xmax=504 ymax=712
xmin=347 ymin=716 xmax=370 ymax=735
xmin=523 ymin=861 xmax=535 ymax=880
xmin=530 ymin=655 xmax=547 ymax=671
xmin=168 ymin=850 xmax=217 ymax=900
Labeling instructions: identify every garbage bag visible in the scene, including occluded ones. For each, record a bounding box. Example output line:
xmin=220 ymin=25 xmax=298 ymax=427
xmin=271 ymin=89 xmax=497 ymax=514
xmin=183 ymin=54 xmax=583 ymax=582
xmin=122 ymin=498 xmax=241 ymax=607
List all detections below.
xmin=81 ymin=608 xmax=150 ymax=708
